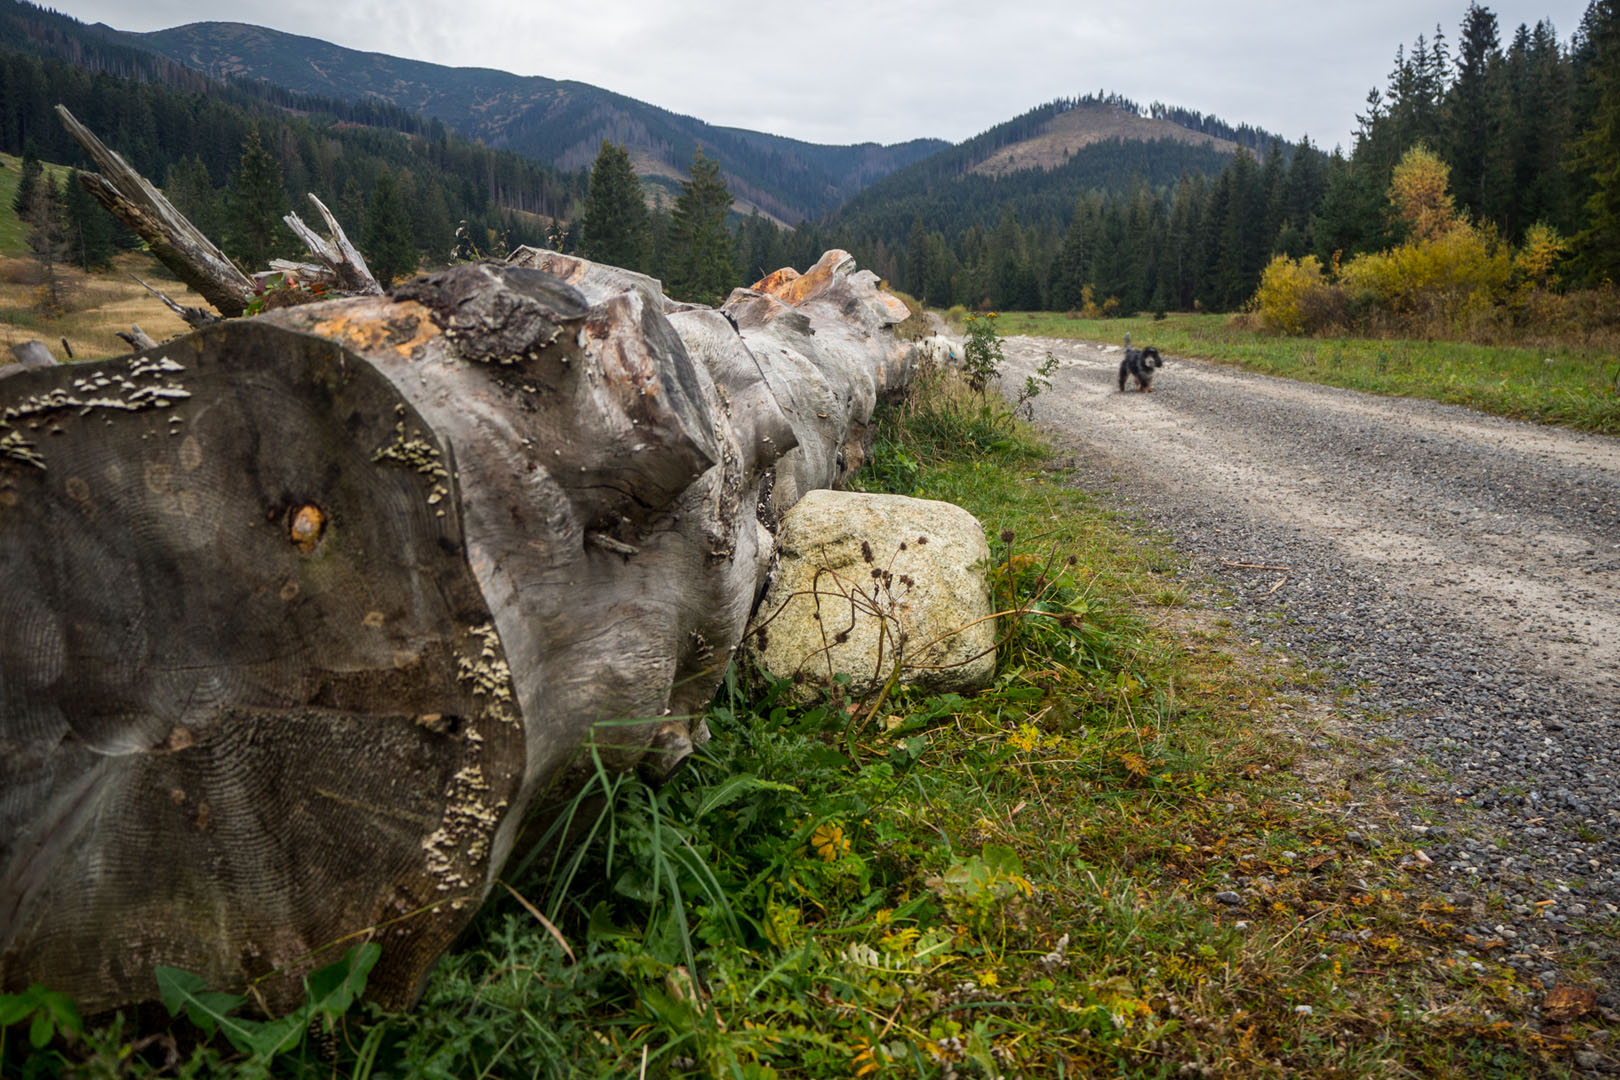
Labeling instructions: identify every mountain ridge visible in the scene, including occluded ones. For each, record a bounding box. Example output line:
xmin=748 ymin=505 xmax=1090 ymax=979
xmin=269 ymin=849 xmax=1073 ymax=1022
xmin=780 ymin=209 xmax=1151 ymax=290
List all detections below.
xmin=122 ymin=20 xmax=949 ymax=225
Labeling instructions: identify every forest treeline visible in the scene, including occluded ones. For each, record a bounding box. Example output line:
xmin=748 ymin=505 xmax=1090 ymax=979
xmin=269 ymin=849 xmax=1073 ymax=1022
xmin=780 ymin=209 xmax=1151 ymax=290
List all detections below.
xmin=0 ymin=0 xmax=584 ymax=274
xmin=832 ymin=0 xmax=1620 ymax=315
xmin=4 ymin=0 xmax=1616 ymax=321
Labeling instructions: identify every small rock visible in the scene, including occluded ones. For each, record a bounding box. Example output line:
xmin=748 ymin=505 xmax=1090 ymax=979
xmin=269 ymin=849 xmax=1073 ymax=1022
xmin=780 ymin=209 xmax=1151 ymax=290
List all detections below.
xmin=1215 ymin=891 xmax=1243 ymax=906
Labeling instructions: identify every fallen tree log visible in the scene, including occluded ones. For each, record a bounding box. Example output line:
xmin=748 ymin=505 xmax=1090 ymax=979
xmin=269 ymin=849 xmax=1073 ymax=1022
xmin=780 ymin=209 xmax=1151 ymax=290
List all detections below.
xmin=2 ymin=103 xmax=920 ymax=1016
xmin=1 ymin=251 xmax=914 ymax=1013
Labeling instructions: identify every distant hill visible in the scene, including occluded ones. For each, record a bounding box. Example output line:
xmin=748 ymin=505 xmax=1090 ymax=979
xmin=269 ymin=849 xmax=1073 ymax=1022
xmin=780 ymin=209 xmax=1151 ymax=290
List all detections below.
xmin=826 ymin=97 xmax=1259 ymax=245
xmin=0 ymin=0 xmax=582 ymax=263
xmin=121 ymin=21 xmax=949 ymax=225
xmin=968 ymin=100 xmax=1243 ymax=178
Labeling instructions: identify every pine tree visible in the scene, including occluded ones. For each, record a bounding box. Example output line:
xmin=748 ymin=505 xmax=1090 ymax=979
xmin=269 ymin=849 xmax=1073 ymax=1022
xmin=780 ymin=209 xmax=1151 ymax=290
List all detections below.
xmin=1569 ymin=0 xmax=1620 ymax=282
xmin=580 ymin=140 xmax=649 ymax=272
xmin=224 ymin=127 xmax=292 ymax=269
xmin=363 ymin=171 xmax=419 ymax=287
xmin=60 ymin=170 xmax=115 ymax=270
xmin=1446 ymin=3 xmax=1503 ymax=218
xmin=26 ymin=175 xmax=69 ymax=313
xmin=667 ymin=149 xmax=736 ymax=305
xmin=12 ymin=147 xmax=42 ymax=221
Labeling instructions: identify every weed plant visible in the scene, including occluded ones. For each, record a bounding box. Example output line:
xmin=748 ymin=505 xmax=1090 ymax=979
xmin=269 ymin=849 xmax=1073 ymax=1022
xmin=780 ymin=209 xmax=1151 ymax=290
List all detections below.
xmin=3 ymin=369 xmax=1587 ymax=1078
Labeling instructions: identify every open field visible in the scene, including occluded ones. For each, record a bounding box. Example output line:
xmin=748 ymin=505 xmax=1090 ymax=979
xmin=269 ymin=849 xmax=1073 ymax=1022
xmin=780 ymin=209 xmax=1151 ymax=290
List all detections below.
xmin=993 ymin=311 xmax=1620 ymax=436
xmin=0 ymin=251 xmax=208 ymax=363
xmin=0 ymin=152 xmax=215 ymax=364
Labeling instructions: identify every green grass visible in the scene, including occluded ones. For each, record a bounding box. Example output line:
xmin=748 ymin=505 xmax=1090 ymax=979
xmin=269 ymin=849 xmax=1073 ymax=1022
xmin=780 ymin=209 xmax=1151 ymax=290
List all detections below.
xmin=0 ymin=152 xmax=77 ymax=257
xmin=3 ymin=368 xmax=1587 ymax=1078
xmin=995 ymin=311 xmax=1620 ymax=436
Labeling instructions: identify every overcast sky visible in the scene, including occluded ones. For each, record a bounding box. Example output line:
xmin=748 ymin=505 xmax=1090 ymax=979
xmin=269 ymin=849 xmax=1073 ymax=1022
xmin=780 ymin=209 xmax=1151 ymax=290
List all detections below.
xmin=48 ymin=0 xmax=1595 ymax=153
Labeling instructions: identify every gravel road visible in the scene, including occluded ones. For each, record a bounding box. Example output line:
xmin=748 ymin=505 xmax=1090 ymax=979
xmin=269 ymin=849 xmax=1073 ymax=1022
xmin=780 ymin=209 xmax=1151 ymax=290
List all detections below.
xmin=1001 ymin=335 xmax=1620 ymax=992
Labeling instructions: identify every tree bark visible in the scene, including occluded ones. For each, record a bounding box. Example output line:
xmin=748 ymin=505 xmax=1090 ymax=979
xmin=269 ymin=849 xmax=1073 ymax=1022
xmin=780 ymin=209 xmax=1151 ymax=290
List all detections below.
xmin=282 ymin=193 xmax=383 ymax=296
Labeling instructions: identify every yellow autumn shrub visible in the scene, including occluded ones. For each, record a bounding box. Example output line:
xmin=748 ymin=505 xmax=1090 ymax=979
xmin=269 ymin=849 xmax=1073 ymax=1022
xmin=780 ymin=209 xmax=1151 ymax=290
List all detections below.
xmin=1253 ymin=254 xmax=1330 ymax=335
xmin=1339 ymin=220 xmax=1512 ymax=332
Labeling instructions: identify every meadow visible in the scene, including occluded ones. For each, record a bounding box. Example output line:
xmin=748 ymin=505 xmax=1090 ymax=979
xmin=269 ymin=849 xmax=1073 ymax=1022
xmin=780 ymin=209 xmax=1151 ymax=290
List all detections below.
xmin=0 ymin=151 xmax=202 ymax=363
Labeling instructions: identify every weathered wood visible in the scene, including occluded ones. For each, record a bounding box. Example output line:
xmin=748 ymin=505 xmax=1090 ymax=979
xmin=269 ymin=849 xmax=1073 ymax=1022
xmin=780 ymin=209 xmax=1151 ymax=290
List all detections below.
xmin=56 ymin=106 xmax=256 ymax=319
xmin=132 ymin=275 xmax=219 ymax=330
xmin=283 ymin=193 xmax=383 ymax=296
xmin=724 ymin=250 xmax=916 ymax=516
xmin=0 ymin=325 xmax=524 ymax=1012
xmin=1 ymin=248 xmax=916 ymax=1015
xmin=6 ymin=341 xmax=55 ymax=370
xmin=115 ymin=325 xmax=159 ymax=352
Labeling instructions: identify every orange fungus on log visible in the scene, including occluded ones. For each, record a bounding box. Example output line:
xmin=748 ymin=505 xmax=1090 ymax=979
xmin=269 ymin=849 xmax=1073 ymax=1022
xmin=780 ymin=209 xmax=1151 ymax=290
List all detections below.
xmin=290 ymin=504 xmax=325 ymax=551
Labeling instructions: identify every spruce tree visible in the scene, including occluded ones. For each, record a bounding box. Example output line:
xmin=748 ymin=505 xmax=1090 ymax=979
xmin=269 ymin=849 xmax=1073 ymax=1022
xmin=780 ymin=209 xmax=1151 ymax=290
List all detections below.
xmin=580 ymin=140 xmax=649 ymax=272
xmin=26 ymin=175 xmax=69 ymax=313
xmin=163 ymin=156 xmax=223 ymax=242
xmin=1446 ymin=3 xmax=1503 ymax=218
xmin=61 ymin=170 xmax=114 ymax=270
xmin=904 ymin=215 xmax=929 ymax=301
xmin=647 ymin=192 xmax=671 ymax=282
xmin=12 ymin=147 xmax=42 ymax=221
xmin=1569 ymin=0 xmax=1620 ymax=282
xmin=224 ymin=127 xmax=291 ymax=269
xmin=1049 ymin=201 xmax=1090 ymax=311
xmin=337 ymin=176 xmax=368 ymax=243
xmin=668 ymin=149 xmax=736 ymax=305
xmin=363 ymin=171 xmax=419 ymax=287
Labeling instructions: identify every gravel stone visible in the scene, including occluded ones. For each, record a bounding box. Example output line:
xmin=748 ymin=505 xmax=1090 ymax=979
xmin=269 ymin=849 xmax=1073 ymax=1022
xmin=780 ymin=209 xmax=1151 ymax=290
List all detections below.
xmin=1002 ymin=337 xmax=1620 ymax=987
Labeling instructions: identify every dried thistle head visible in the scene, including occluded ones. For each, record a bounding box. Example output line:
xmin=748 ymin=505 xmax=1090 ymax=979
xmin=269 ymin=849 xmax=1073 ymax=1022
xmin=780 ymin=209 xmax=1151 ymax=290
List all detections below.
xmin=861 ymin=540 xmax=874 ymax=564
xmin=1000 ymin=529 xmax=1015 ymax=545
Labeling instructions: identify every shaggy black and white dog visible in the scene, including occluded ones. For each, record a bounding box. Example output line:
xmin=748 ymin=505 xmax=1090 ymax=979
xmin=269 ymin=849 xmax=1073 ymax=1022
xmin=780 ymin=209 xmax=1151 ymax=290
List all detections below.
xmin=1118 ymin=333 xmax=1164 ymax=392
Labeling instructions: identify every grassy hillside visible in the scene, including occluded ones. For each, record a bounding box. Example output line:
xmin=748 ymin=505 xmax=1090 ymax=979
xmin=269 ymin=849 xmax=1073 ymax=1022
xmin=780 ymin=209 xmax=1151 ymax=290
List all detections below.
xmin=970 ymin=100 xmax=1241 ymax=178
xmin=0 ymin=151 xmax=205 ymax=361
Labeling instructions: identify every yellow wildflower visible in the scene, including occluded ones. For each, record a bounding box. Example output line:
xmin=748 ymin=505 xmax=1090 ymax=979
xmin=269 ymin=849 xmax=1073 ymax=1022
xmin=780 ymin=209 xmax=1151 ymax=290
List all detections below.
xmin=810 ymin=821 xmax=849 ymax=861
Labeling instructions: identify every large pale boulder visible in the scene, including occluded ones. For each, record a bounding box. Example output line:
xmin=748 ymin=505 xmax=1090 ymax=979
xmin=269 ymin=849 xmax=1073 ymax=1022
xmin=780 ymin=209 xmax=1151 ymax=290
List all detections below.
xmin=747 ymin=490 xmax=997 ymax=700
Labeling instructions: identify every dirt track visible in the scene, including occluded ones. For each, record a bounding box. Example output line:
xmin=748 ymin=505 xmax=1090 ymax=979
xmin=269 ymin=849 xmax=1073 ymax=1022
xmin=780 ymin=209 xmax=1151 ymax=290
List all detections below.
xmin=1001 ymin=334 xmax=1620 ymax=975
xmin=1002 ymin=336 xmax=1620 ymax=701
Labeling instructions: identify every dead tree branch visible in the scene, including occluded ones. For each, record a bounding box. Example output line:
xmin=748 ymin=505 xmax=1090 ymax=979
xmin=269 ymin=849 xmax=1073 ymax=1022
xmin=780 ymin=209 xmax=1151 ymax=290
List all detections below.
xmin=283 ymin=193 xmax=382 ymax=295
xmin=56 ymin=105 xmax=255 ymax=318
